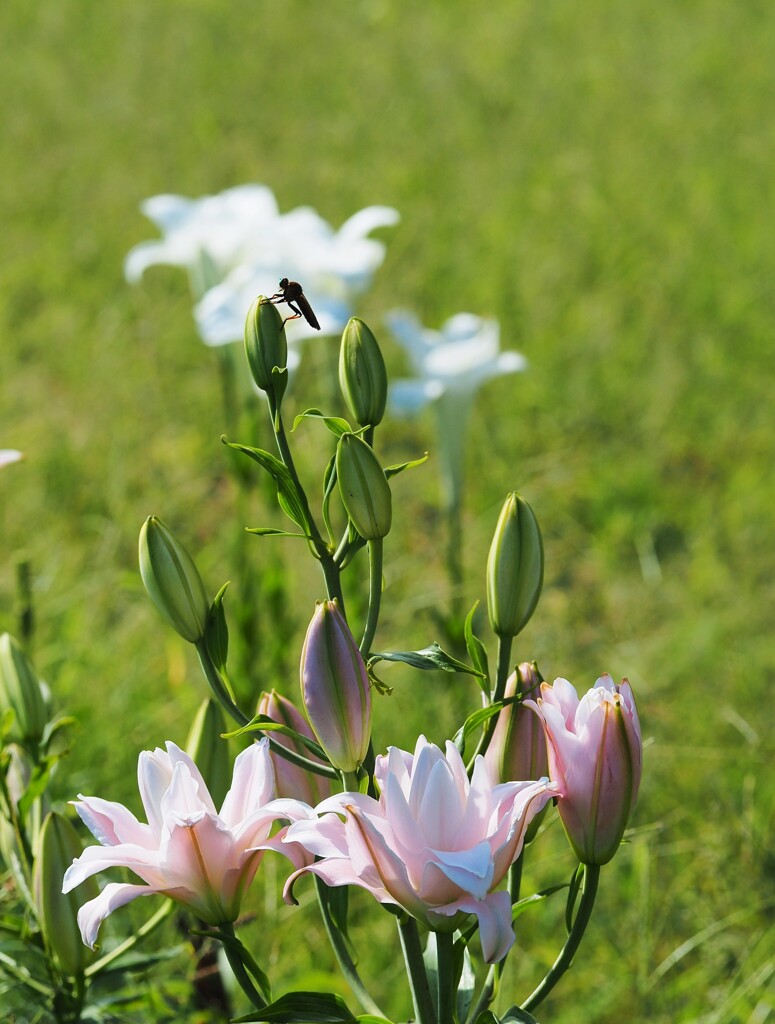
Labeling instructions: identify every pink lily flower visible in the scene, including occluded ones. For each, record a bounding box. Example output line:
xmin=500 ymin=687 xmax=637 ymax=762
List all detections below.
xmin=281 ymin=736 xmax=553 ymax=963
xmin=525 ymin=675 xmax=642 ymax=865
xmin=63 ymin=739 xmax=306 ymax=948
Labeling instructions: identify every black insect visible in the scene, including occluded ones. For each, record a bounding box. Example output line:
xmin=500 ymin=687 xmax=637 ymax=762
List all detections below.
xmin=265 ymin=277 xmax=321 ymax=331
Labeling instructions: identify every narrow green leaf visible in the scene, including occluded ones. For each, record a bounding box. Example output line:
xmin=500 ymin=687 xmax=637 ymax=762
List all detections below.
xmin=369 ymin=642 xmax=484 ymax=678
xmin=464 ymin=602 xmax=490 ymax=693
xmin=293 ymin=408 xmax=353 ymax=437
xmin=222 ymin=439 xmax=309 ymax=530
xmin=384 ymin=451 xmax=430 ymax=478
xmin=452 ymin=703 xmax=506 ymax=758
xmin=233 ymin=989 xmax=356 ymax=1023
xmin=205 ymin=582 xmax=230 ymax=672
xmin=222 ymin=715 xmax=327 ymax=760
xmin=246 ymin=527 xmax=314 ymax=540
xmin=501 ymin=1007 xmax=541 ymax=1023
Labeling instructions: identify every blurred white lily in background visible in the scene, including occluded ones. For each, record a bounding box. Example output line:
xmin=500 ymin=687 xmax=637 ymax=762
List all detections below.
xmin=386 ymin=311 xmax=527 ymax=510
xmin=0 ymin=450 xmax=23 ymax=469
xmin=125 ymin=184 xmax=399 ymax=361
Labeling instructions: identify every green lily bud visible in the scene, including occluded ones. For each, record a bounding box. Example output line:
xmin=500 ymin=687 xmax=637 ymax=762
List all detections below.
xmin=139 ymin=516 xmax=209 ymax=643
xmin=339 ymin=317 xmax=388 ymax=428
xmin=335 ymin=433 xmax=392 ymax=540
xmin=486 ymin=492 xmax=544 ymax=638
xmin=0 ymin=632 xmax=48 ymax=747
xmin=185 ymin=698 xmax=230 ymax=807
xmin=34 ymin=812 xmax=97 ymax=975
xmin=244 ymin=294 xmax=288 ymax=401
xmin=300 ymin=600 xmax=372 ymax=774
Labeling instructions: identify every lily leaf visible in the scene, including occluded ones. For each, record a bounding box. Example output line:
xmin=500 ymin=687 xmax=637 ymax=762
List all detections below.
xmin=233 ymin=990 xmax=356 ymax=1023
xmin=222 ymin=439 xmax=309 ymax=530
xmin=369 ymin=642 xmax=484 ymax=679
xmin=293 ymin=408 xmax=353 ymax=438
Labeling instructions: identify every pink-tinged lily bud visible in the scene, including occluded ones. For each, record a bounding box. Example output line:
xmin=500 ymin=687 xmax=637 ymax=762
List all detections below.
xmin=485 ymin=662 xmax=549 ymax=844
xmin=486 ymin=492 xmax=544 ymax=638
xmin=34 ymin=812 xmax=98 ymax=976
xmin=525 ymin=675 xmax=642 ymax=865
xmin=300 ymin=601 xmax=371 ymax=774
xmin=0 ymin=632 xmax=49 ymax=748
xmin=139 ymin=516 xmax=210 ymax=644
xmin=257 ymin=690 xmax=332 ymax=804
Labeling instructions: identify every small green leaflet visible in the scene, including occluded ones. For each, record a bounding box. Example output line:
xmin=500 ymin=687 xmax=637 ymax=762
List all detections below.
xmin=369 ymin=642 xmax=485 ymax=679
xmin=222 ymin=439 xmax=309 ymax=530
xmin=292 ymin=408 xmax=353 ymax=438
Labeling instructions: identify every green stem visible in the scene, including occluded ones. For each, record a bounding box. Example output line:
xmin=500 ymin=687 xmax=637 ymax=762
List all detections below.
xmin=359 ymin=538 xmax=383 ymax=657
xmin=86 ymin=899 xmax=174 ymax=978
xmin=436 ymin=929 xmax=457 ymax=1024
xmin=467 ymin=634 xmax=513 ymax=771
xmin=315 ymin=878 xmax=385 ymax=1016
xmin=521 ymin=863 xmax=601 ymax=1013
xmin=195 ymin=640 xmax=250 ymax=727
xmin=397 ymin=915 xmax=437 ymax=1024
xmin=268 ymin=397 xmax=345 ymax=611
xmin=218 ymin=921 xmax=266 ymax=1009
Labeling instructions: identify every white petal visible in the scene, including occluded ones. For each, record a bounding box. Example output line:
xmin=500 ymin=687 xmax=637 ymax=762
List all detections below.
xmin=0 ymin=449 xmax=23 ymax=469
xmin=76 ymin=881 xmax=159 ymax=949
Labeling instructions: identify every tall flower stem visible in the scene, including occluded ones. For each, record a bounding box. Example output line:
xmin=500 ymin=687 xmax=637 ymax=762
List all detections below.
xmin=267 ymin=396 xmax=345 ymax=611
xmin=217 ymin=921 xmax=267 ymax=1010
xmin=315 ymin=878 xmax=384 ymax=1017
xmin=521 ymin=863 xmax=601 ymax=1013
xmin=468 ymin=634 xmax=513 ymax=771
xmin=397 ymin=915 xmax=438 ymax=1024
xmin=359 ymin=538 xmax=383 ymax=657
xmin=435 ymin=929 xmax=456 ymax=1024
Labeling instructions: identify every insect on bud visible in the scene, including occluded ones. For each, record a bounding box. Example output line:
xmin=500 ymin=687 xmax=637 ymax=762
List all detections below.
xmin=486 ymin=492 xmax=544 ymax=638
xmin=335 ymin=433 xmax=392 ymax=540
xmin=339 ymin=317 xmax=388 ymax=428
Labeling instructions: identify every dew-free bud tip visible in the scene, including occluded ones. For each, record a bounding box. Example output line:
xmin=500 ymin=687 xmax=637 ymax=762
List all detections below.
xmin=486 ymin=492 xmax=544 ymax=638
xmin=139 ymin=516 xmax=209 ymax=643
xmin=336 ymin=433 xmax=392 ymax=540
xmin=339 ymin=317 xmax=388 ymax=428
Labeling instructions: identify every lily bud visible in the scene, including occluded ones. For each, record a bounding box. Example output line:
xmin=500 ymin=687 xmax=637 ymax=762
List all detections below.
xmin=244 ymin=295 xmax=288 ymax=401
xmin=185 ymin=699 xmax=231 ymax=808
xmin=485 ymin=662 xmax=549 ymax=843
xmin=0 ymin=632 xmax=49 ymax=747
xmin=339 ymin=317 xmax=388 ymax=428
xmin=300 ymin=601 xmax=371 ymax=773
xmin=486 ymin=492 xmax=544 ymax=638
xmin=35 ymin=812 xmax=97 ymax=975
xmin=336 ymin=433 xmax=392 ymax=540
xmin=257 ymin=690 xmax=332 ymax=804
xmin=139 ymin=516 xmax=209 ymax=643
xmin=525 ymin=675 xmax=642 ymax=865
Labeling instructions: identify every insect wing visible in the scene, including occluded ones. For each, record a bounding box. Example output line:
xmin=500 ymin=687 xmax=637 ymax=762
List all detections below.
xmin=296 ymin=290 xmax=321 ymax=330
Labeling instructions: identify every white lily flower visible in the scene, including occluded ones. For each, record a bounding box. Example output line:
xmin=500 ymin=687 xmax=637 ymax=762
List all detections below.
xmin=193 ymin=204 xmax=400 ymax=347
xmin=0 ymin=450 xmax=23 ymax=469
xmin=126 ymin=183 xmax=399 ymax=355
xmin=124 ymin=184 xmax=281 ymax=295
xmin=386 ymin=311 xmax=527 ymax=508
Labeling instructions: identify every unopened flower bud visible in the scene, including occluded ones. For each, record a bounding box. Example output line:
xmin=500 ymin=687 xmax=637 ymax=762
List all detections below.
xmin=486 ymin=492 xmax=543 ymax=638
xmin=526 ymin=675 xmax=642 ymax=865
xmin=139 ymin=516 xmax=209 ymax=643
xmin=300 ymin=601 xmax=371 ymax=773
xmin=185 ymin=699 xmax=230 ymax=808
xmin=257 ymin=690 xmax=331 ymax=804
xmin=339 ymin=318 xmax=388 ymax=428
xmin=336 ymin=433 xmax=392 ymax=540
xmin=244 ymin=295 xmax=288 ymax=400
xmin=36 ymin=812 xmax=97 ymax=975
xmin=0 ymin=632 xmax=48 ymax=747
xmin=485 ymin=662 xmax=549 ymax=843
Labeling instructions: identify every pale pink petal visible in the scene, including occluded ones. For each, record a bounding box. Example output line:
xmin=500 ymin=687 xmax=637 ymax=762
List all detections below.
xmin=219 ymin=740 xmax=274 ymax=826
xmin=420 ymin=842 xmax=494 ymax=902
xmin=71 ymin=796 xmax=152 ymax=848
xmin=63 ymin=842 xmax=166 ymax=893
xmin=454 ymin=891 xmax=515 ymax=964
xmin=164 ymin=742 xmax=217 ymax=815
xmin=76 ymin=882 xmax=160 ymax=949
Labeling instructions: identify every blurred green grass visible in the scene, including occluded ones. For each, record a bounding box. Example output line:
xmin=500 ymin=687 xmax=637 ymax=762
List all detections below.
xmin=1 ymin=1 xmax=774 ymax=1021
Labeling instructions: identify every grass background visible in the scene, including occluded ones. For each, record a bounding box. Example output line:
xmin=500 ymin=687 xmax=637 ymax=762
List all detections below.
xmin=1 ymin=1 xmax=774 ymax=1021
